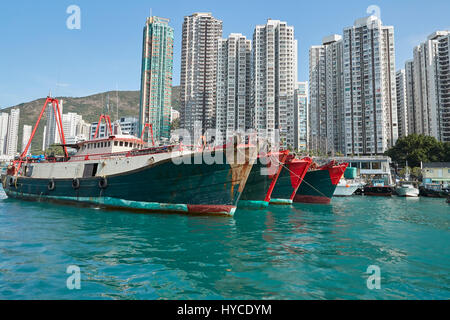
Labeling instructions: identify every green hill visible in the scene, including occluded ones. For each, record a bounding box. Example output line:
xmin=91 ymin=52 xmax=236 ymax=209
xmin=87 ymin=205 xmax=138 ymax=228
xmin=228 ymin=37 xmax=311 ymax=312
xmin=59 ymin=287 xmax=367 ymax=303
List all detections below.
xmin=2 ymin=86 xmax=181 ymax=154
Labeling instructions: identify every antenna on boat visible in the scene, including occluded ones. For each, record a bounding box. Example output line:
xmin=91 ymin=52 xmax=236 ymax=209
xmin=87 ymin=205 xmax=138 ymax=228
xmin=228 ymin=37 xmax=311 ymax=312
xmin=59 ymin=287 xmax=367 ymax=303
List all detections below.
xmin=104 ymin=92 xmax=109 ymax=115
xmin=116 ymin=82 xmax=119 ymax=121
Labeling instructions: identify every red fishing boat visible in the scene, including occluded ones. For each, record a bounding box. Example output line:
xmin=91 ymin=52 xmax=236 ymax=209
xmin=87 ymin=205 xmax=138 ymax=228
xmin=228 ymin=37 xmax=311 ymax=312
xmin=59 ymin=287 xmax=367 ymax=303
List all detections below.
xmin=269 ymin=155 xmax=312 ymax=205
xmin=239 ymin=150 xmax=290 ymax=207
xmin=294 ymin=161 xmax=348 ymax=204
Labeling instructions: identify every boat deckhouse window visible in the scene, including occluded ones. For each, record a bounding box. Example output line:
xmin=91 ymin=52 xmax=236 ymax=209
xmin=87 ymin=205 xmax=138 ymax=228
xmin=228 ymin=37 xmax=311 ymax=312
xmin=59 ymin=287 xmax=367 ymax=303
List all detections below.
xmin=114 ymin=141 xmax=118 ymax=146
xmin=120 ymin=141 xmax=123 ymax=147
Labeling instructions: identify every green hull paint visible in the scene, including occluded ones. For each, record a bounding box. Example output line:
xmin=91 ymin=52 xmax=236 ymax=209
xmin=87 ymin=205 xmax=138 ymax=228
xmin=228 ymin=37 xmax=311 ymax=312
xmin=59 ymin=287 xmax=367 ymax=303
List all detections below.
xmin=238 ymin=200 xmax=269 ymax=208
xmin=2 ymin=149 xmax=250 ymax=216
xmin=269 ymin=198 xmax=293 ymax=205
xmin=6 ymin=190 xmax=235 ymax=216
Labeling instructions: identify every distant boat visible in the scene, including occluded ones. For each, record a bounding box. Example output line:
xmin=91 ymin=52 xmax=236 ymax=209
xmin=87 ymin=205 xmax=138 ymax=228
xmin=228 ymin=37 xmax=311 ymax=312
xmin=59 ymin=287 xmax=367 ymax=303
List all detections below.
xmin=334 ymin=179 xmax=361 ymax=197
xmin=419 ymin=184 xmax=449 ymax=198
xmin=396 ymin=183 xmax=419 ymax=197
xmin=364 ymin=179 xmax=394 ymax=196
xmin=334 ymin=167 xmax=363 ymax=197
xmin=294 ymin=161 xmax=348 ymax=204
xmin=396 ymin=163 xmax=419 ymax=197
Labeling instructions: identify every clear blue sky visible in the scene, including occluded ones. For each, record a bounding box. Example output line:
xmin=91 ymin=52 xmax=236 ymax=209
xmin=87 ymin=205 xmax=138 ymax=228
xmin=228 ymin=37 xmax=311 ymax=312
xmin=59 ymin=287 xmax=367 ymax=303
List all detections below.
xmin=1 ymin=0 xmax=449 ymax=108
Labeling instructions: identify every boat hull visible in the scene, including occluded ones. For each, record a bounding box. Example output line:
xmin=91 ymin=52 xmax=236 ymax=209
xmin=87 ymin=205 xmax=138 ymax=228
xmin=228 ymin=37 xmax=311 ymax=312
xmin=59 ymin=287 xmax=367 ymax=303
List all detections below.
xmin=2 ymin=149 xmax=255 ymax=216
xmin=334 ymin=184 xmax=360 ymax=197
xmin=396 ymin=187 xmax=419 ymax=197
xmin=239 ymin=151 xmax=293 ymax=207
xmin=238 ymin=160 xmax=273 ymax=208
xmin=294 ymin=162 xmax=348 ymax=204
xmin=270 ymin=157 xmax=312 ymax=205
xmin=419 ymin=186 xmax=448 ymax=198
xmin=363 ymin=186 xmax=394 ymax=197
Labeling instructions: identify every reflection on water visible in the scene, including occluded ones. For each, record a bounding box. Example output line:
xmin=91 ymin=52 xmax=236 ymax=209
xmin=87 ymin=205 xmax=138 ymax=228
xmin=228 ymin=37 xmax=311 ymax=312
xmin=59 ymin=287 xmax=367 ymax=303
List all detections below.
xmin=0 ymin=188 xmax=449 ymax=299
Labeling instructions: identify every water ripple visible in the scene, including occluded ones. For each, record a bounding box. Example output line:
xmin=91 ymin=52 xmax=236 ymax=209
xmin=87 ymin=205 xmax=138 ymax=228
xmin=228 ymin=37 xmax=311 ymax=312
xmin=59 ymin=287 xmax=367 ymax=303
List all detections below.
xmin=0 ymin=190 xmax=449 ymax=299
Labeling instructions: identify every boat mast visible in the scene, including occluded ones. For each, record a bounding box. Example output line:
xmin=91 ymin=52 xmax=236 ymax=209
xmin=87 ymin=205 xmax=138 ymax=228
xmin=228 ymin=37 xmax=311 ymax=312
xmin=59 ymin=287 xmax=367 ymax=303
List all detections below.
xmin=14 ymin=96 xmax=68 ymax=175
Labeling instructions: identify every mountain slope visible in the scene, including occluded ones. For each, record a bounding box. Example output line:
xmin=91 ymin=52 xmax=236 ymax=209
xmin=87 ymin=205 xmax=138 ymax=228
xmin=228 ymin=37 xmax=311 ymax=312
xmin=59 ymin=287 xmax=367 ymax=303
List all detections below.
xmin=2 ymin=86 xmax=181 ymax=154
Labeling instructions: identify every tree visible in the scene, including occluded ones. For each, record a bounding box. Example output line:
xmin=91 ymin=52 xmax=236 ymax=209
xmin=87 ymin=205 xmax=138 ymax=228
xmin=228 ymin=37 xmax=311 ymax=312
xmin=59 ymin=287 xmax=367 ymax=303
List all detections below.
xmin=411 ymin=167 xmax=423 ymax=180
xmin=398 ymin=166 xmax=411 ymax=177
xmin=385 ymin=134 xmax=450 ymax=167
xmin=170 ymin=118 xmax=180 ymax=132
xmin=398 ymin=166 xmax=422 ymax=180
xmin=43 ymin=145 xmax=65 ymax=157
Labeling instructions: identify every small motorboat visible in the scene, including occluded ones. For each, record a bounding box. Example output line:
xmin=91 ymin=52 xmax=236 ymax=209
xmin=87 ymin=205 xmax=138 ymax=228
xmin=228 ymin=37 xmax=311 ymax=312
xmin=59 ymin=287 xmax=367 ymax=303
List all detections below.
xmin=364 ymin=179 xmax=394 ymax=197
xmin=396 ymin=183 xmax=419 ymax=197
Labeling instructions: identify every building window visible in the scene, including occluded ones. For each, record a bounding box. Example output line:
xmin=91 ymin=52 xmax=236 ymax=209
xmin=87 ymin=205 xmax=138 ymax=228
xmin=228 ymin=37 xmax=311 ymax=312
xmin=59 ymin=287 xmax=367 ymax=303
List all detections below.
xmin=372 ymin=162 xmax=381 ymax=170
xmin=361 ymin=162 xmax=370 ymax=169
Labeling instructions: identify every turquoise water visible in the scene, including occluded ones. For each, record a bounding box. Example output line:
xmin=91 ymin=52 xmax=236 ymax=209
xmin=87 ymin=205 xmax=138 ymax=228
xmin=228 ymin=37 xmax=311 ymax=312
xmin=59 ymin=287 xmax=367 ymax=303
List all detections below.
xmin=0 ymin=187 xmax=449 ymax=300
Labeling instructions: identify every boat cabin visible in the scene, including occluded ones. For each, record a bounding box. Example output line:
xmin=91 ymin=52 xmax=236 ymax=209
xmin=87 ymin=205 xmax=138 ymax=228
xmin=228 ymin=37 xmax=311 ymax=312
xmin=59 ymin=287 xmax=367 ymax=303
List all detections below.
xmin=73 ymin=135 xmax=146 ymax=158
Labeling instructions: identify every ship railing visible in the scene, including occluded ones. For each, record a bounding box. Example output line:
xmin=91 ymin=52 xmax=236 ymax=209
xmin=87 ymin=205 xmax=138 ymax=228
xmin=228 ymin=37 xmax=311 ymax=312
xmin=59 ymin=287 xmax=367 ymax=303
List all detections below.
xmin=14 ymin=145 xmax=184 ymax=166
xmin=66 ymin=145 xmax=183 ymax=162
xmin=12 ymin=141 xmax=257 ymax=173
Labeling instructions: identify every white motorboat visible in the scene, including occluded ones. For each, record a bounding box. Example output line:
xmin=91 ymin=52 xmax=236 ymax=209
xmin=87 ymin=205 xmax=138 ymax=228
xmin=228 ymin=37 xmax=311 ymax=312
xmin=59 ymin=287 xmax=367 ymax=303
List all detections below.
xmin=396 ymin=163 xmax=419 ymax=197
xmin=396 ymin=183 xmax=419 ymax=197
xmin=334 ymin=179 xmax=361 ymax=197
